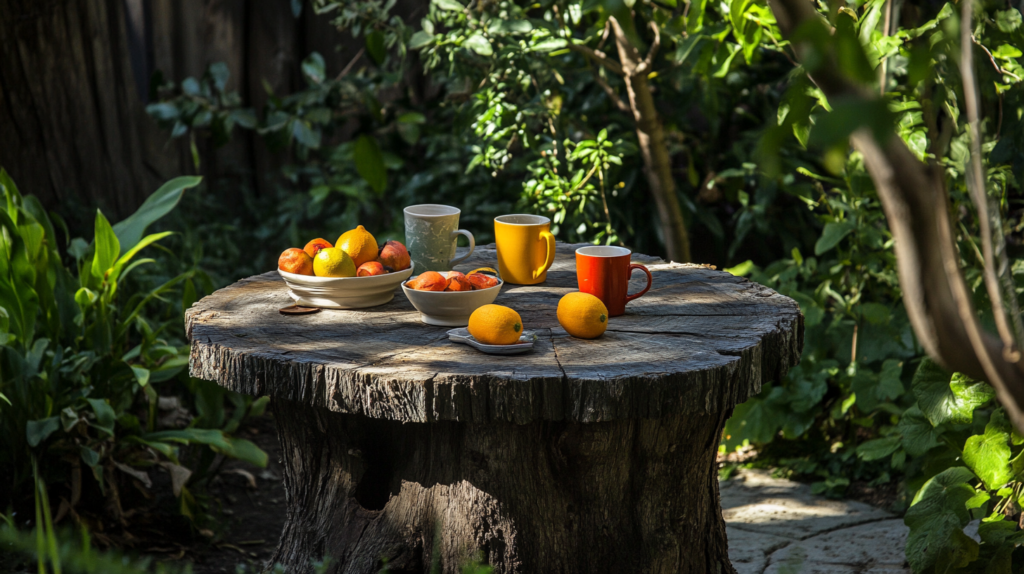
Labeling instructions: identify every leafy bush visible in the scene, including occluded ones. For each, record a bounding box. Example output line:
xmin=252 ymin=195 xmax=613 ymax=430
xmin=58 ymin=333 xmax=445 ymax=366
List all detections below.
xmin=0 ymin=170 xmax=268 ymax=540
xmin=144 ymin=0 xmax=1024 ymax=570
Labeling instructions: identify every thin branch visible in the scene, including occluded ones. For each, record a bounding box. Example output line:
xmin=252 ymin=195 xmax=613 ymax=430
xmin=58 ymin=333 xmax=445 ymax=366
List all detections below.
xmin=962 ymin=0 xmax=1019 ymax=360
xmin=567 ymin=43 xmax=624 ymax=76
xmin=597 ymin=19 xmax=612 ymax=52
xmin=972 ymin=35 xmax=1023 ymax=82
xmin=597 ymin=167 xmax=614 ymax=234
xmin=573 ymin=161 xmax=601 ymax=193
xmin=638 ymin=21 xmax=661 ymax=75
xmin=554 ymin=5 xmax=623 ymax=76
xmin=336 ymin=48 xmax=365 ymax=80
xmin=592 ymin=68 xmax=631 ymax=112
xmin=879 ymin=0 xmax=893 ymax=94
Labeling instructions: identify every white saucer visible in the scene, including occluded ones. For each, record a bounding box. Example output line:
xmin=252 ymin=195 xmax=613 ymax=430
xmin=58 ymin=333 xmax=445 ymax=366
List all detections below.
xmin=446 ymin=328 xmax=536 ymax=355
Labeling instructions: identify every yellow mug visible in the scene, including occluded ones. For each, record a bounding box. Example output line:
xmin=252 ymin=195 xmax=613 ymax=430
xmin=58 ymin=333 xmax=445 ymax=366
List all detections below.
xmin=494 ymin=214 xmax=556 ymax=285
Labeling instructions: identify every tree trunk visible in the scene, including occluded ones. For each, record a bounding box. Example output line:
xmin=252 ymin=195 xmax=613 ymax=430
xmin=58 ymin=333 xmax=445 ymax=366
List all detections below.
xmin=608 ymin=17 xmax=692 ymax=264
xmin=269 ymin=398 xmax=736 ymax=574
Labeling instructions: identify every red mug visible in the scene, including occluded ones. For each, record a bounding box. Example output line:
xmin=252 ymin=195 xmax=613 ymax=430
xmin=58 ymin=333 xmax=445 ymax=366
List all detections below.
xmin=575 ymin=246 xmax=653 ymax=317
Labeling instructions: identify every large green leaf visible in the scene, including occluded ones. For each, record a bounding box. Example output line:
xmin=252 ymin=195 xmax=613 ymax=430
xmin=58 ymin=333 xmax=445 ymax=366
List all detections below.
xmin=833 ymin=10 xmax=875 ymax=84
xmin=354 ymin=135 xmax=387 ymax=194
xmin=409 ymin=30 xmax=435 ymax=50
xmin=110 ymin=231 xmax=173 ymax=284
xmin=912 ymin=359 xmax=993 ymax=427
xmin=365 ymin=30 xmax=386 ymax=65
xmin=904 ymin=467 xmax=979 ymax=572
xmin=433 ymin=0 xmax=464 ymax=10
xmin=464 ymin=34 xmax=493 ymax=56
xmin=26 ymin=417 xmax=60 ymax=447
xmin=898 ymin=405 xmax=941 ymax=456
xmin=144 ymin=429 xmax=268 ymax=467
xmin=86 ymin=398 xmax=116 ymax=437
xmin=949 ymin=373 xmax=996 ymax=412
xmin=291 ymin=119 xmax=321 ymax=149
xmin=111 ymin=176 xmax=200 ymax=250
xmin=856 ymin=436 xmax=900 ymax=461
xmin=813 ymin=220 xmax=855 ymax=255
xmin=91 ymin=210 xmax=120 ymax=282
xmin=963 ymin=410 xmax=1013 ymax=490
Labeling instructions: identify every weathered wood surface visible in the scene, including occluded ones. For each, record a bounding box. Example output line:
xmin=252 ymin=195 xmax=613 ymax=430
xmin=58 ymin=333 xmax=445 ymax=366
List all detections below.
xmin=270 ymin=399 xmax=734 ymax=574
xmin=187 ymin=242 xmax=802 ymax=574
xmin=187 ymin=242 xmax=803 ymax=424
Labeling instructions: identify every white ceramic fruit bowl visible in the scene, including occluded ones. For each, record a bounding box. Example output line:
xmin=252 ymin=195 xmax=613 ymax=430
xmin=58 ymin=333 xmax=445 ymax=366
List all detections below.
xmin=278 ymin=263 xmax=415 ymax=309
xmin=401 ymin=271 xmax=503 ymax=326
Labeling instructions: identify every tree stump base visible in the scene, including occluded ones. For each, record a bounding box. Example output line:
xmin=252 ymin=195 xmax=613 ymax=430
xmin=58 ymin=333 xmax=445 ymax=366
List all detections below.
xmin=186 ymin=243 xmax=803 ymax=573
xmin=271 ymin=400 xmax=733 ymax=574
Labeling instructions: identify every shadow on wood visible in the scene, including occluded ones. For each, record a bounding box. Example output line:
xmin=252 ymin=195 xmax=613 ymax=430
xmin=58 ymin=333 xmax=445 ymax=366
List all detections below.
xmin=271 ymin=399 xmax=736 ymax=574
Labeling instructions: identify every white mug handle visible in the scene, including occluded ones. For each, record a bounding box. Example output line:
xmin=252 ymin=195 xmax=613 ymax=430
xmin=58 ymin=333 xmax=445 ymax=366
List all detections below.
xmin=448 ymin=229 xmax=475 ymax=268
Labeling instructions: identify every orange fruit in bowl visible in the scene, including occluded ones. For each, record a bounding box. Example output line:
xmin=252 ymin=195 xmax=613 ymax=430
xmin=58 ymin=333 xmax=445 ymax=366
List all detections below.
xmin=313 ymin=247 xmax=356 ymax=277
xmin=556 ymin=292 xmax=608 ymax=339
xmin=279 ymin=248 xmax=314 ymax=275
xmin=336 ymin=225 xmax=379 ymax=267
xmin=303 ymin=238 xmax=333 ymax=258
xmin=468 ymin=304 xmax=523 ymax=345
xmin=406 ymin=271 xmax=447 ymax=291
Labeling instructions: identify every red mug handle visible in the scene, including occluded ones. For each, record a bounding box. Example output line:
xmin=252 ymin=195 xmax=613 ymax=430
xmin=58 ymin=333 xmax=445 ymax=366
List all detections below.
xmin=625 ymin=264 xmax=652 ymax=303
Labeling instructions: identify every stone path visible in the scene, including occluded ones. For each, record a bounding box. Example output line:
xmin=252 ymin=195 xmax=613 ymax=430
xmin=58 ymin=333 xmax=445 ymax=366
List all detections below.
xmin=722 ymin=470 xmax=910 ymax=574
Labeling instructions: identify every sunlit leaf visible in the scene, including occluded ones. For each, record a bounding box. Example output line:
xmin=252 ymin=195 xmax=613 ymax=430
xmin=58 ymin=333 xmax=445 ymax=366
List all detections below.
xmin=913 ymin=359 xmax=994 ymax=426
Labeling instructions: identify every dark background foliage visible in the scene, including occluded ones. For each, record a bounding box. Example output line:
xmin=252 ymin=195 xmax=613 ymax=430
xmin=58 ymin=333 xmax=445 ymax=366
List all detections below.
xmin=3 ymin=0 xmax=1024 ymax=572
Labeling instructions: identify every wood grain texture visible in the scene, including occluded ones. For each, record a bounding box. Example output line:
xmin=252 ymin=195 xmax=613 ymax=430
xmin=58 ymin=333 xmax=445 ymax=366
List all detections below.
xmin=268 ymin=398 xmax=736 ymax=574
xmin=0 ymin=0 xmax=160 ymax=217
xmin=188 ymin=242 xmax=803 ymax=424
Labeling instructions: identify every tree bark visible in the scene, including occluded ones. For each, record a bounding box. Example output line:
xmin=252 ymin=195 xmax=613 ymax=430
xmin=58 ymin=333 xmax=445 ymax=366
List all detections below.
xmin=765 ymin=0 xmax=1024 ymax=430
xmin=269 ymin=398 xmax=735 ymax=574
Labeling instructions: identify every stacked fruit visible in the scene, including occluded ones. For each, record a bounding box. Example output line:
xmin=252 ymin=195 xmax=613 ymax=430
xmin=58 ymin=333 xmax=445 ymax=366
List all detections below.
xmin=405 ymin=269 xmax=500 ymax=292
xmin=278 ymin=226 xmax=411 ymax=278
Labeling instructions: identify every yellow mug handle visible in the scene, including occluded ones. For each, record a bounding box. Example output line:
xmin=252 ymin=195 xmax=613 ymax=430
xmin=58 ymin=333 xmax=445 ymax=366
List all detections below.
xmin=534 ymin=230 xmax=556 ymax=279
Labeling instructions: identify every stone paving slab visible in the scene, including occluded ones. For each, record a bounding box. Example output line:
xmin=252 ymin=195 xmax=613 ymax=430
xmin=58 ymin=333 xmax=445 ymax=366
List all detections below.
xmin=722 ymin=470 xmax=910 ymax=574
xmin=721 ymin=470 xmax=893 ymax=540
xmin=726 ymin=527 xmax=791 ymax=574
xmin=762 ymin=519 xmax=909 ymax=573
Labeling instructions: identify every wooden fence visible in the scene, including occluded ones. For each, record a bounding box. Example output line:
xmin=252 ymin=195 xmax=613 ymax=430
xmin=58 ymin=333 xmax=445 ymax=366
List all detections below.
xmin=0 ymin=0 xmax=363 ymax=217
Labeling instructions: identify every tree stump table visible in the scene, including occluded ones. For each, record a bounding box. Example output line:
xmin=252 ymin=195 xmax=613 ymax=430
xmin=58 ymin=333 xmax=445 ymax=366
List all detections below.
xmin=186 ymin=242 xmax=803 ymax=574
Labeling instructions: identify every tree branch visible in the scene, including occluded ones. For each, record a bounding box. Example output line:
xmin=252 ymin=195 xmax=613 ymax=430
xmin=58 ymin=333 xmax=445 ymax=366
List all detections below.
xmin=591 ymin=67 xmax=630 ymax=112
xmin=767 ymin=0 xmax=1024 ymax=430
xmin=336 ymin=48 xmax=365 ymax=80
xmin=567 ymin=43 xmax=624 ymax=76
xmin=972 ymin=35 xmax=1023 ymax=82
xmin=638 ymin=21 xmax=660 ymax=75
xmin=961 ymin=0 xmax=1020 ymax=361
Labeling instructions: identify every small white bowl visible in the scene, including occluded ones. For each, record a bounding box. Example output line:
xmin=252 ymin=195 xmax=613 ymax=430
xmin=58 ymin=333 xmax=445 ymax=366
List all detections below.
xmin=401 ymin=271 xmax=503 ymax=326
xmin=278 ymin=263 xmax=415 ymax=309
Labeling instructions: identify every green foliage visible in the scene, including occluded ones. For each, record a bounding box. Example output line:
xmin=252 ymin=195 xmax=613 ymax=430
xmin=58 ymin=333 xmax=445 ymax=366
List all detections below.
xmin=0 ymin=170 xmax=268 ymax=537
xmin=145 ymin=0 xmax=1024 ymax=570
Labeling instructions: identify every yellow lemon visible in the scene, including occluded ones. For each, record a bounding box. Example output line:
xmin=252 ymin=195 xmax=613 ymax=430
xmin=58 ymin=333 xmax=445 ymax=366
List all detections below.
xmin=556 ymin=292 xmax=608 ymax=339
xmin=468 ymin=304 xmax=523 ymax=345
xmin=313 ymin=247 xmax=356 ymax=277
xmin=336 ymin=225 xmax=379 ymax=268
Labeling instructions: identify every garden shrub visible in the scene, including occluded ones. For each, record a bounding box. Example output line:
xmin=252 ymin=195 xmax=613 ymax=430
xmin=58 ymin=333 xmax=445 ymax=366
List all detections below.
xmin=0 ymin=171 xmax=269 ymax=544
xmin=145 ymin=0 xmax=1024 ymax=570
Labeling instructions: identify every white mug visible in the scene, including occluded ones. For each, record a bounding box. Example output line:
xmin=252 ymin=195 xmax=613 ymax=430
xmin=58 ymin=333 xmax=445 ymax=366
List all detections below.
xmin=403 ymin=204 xmax=476 ymax=272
